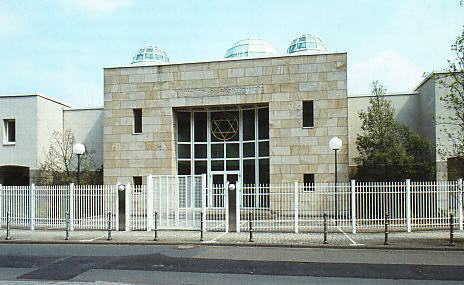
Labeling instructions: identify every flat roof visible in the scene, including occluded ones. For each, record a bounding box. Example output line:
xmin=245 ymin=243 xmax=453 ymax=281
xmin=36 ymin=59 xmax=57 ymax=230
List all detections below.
xmin=104 ymin=51 xmax=348 ymax=70
xmin=0 ymin=92 xmax=72 ymax=108
xmin=348 ymin=91 xmax=419 ymax=98
xmin=64 ymin=107 xmax=104 ymax=111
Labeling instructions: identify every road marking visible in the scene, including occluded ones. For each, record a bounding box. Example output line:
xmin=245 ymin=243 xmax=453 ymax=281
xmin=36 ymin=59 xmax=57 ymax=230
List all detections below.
xmin=204 ymin=231 xmax=227 ymax=243
xmin=336 ymin=226 xmax=363 ymax=246
xmin=80 ymin=235 xmax=106 ymax=242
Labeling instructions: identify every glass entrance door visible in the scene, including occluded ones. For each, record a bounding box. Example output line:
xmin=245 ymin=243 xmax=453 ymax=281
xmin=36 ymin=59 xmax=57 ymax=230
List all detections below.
xmin=211 ymin=171 xmax=240 ymax=232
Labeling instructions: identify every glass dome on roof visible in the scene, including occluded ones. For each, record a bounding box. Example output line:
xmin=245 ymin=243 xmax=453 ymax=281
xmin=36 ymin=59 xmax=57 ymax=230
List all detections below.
xmin=224 ymin=38 xmax=279 ymax=59
xmin=131 ymin=46 xmax=170 ymax=65
xmin=287 ymin=34 xmax=326 ymax=54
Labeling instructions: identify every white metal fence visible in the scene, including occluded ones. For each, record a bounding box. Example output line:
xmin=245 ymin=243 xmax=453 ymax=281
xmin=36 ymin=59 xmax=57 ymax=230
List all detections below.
xmin=0 ymin=178 xmax=462 ymax=234
xmin=0 ymin=184 xmax=118 ymax=230
xmin=238 ymin=180 xmax=463 ymax=233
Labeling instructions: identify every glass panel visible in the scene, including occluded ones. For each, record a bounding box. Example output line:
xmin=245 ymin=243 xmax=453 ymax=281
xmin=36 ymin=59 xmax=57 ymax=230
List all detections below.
xmin=178 ymin=144 xmax=191 ymax=159
xmin=178 ymin=161 xmax=191 ymax=175
xmin=211 ymin=160 xmax=224 ymax=171
xmin=226 ymin=143 xmax=239 ymax=158
xmin=243 ymin=159 xmax=255 ymax=185
xmin=259 ymin=141 xmax=269 ymax=157
xmin=303 ymin=101 xmax=314 ymax=127
xmin=297 ymin=42 xmax=306 ymax=49
xmin=194 ymin=112 xmax=207 ymax=142
xmin=258 ymin=108 xmax=269 ymax=139
xmin=226 ymin=160 xmax=239 ymax=170
xmin=259 ymin=159 xmax=270 ymax=185
xmin=242 ymin=109 xmax=255 ymax=140
xmin=194 ymin=161 xmax=207 ymax=175
xmin=7 ymin=120 xmax=15 ymax=142
xmin=194 ymin=144 xmax=207 ymax=158
xmin=243 ymin=142 xmax=255 ymax=157
xmin=211 ymin=144 xmax=223 ymax=158
xmin=212 ymin=174 xmax=224 ymax=185
xmin=177 ymin=112 xmax=191 ymax=142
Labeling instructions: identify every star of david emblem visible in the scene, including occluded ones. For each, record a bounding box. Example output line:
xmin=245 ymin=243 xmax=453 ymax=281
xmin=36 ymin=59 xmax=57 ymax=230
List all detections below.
xmin=211 ymin=112 xmax=239 ymax=141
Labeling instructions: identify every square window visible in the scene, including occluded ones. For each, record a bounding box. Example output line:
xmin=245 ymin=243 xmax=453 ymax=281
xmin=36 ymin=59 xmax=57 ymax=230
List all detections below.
xmin=133 ymin=109 xmax=142 ymax=134
xmin=303 ymin=101 xmax=314 ymax=128
xmin=3 ymin=119 xmax=15 ymax=144
xmin=304 ymin=174 xmax=315 ymax=192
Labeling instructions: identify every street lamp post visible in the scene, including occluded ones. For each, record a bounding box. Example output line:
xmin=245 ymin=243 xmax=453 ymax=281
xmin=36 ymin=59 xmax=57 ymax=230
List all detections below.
xmin=72 ymin=143 xmax=86 ymax=186
xmin=329 ymin=137 xmax=342 ymax=224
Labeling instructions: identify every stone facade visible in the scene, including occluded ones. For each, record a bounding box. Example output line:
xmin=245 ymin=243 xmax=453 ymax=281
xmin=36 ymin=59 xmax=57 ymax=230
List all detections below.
xmin=103 ymin=52 xmax=349 ymax=185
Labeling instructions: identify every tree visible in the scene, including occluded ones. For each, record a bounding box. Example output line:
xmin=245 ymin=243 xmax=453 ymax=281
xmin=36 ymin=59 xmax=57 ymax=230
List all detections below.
xmin=37 ymin=130 xmax=103 ymax=185
xmin=437 ymin=25 xmax=464 ymax=179
xmin=355 ymin=81 xmax=434 ymax=181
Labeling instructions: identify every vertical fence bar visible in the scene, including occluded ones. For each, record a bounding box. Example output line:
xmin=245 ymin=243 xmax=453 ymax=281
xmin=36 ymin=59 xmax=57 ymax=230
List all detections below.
xmin=236 ymin=181 xmax=241 ymax=233
xmin=146 ymin=175 xmax=154 ymax=231
xmin=458 ymin=178 xmax=463 ymax=231
xmin=201 ymin=174 xmax=207 ymax=232
xmin=125 ymin=183 xmax=131 ymax=231
xmin=351 ymin=180 xmax=356 ymax=234
xmin=406 ymin=179 xmax=411 ymax=232
xmin=29 ymin=184 xmax=35 ymax=230
xmin=69 ymin=183 xmax=74 ymax=231
xmin=294 ymin=181 xmax=299 ymax=234
xmin=225 ymin=181 xmax=229 ymax=233
xmin=0 ymin=184 xmax=2 ymax=229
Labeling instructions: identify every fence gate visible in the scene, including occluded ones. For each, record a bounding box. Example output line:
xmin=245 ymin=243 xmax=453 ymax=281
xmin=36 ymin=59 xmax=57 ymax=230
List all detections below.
xmin=150 ymin=175 xmax=205 ymax=230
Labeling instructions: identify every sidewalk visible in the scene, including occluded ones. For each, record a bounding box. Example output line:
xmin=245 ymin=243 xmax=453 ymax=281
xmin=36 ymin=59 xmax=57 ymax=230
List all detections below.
xmin=1 ymin=228 xmax=463 ymax=250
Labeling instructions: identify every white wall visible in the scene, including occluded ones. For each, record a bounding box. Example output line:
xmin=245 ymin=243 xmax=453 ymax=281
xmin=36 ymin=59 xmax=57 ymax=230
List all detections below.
xmin=347 ymin=92 xmax=420 ymax=166
xmin=36 ymin=96 xmax=67 ymax=166
xmin=0 ymin=96 xmax=38 ymax=168
xmin=63 ymin=108 xmax=104 ymax=169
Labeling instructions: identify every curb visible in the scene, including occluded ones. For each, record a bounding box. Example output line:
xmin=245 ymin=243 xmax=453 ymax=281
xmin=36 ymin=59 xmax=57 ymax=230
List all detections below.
xmin=0 ymin=239 xmax=463 ymax=251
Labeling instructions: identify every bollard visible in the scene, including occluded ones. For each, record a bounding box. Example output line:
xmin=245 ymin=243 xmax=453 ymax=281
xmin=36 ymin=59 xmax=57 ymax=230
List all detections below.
xmin=65 ymin=211 xmax=70 ymax=240
xmin=449 ymin=213 xmax=455 ymax=247
xmin=200 ymin=211 xmax=204 ymax=242
xmin=384 ymin=212 xmax=390 ymax=246
xmin=323 ymin=213 xmax=328 ymax=244
xmin=154 ymin=211 xmax=159 ymax=241
xmin=107 ymin=212 xmax=112 ymax=241
xmin=5 ymin=211 xmax=11 ymax=241
xmin=249 ymin=211 xmax=254 ymax=242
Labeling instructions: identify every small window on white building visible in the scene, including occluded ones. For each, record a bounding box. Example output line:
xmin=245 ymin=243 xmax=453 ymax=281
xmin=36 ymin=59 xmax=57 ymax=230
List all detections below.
xmin=3 ymin=119 xmax=15 ymax=144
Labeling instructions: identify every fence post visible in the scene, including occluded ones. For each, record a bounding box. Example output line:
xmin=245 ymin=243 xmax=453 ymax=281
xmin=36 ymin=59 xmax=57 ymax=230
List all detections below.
xmin=124 ymin=183 xmax=131 ymax=231
xmin=294 ymin=181 xmax=299 ymax=234
xmin=201 ymin=174 xmax=207 ymax=234
xmin=351 ymin=180 xmax=356 ymax=234
xmin=458 ymin=178 xmax=463 ymax=231
xmin=236 ymin=181 xmax=241 ymax=233
xmin=225 ymin=181 xmax=229 ymax=233
xmin=69 ymin=183 xmax=74 ymax=231
xmin=147 ymin=175 xmax=154 ymax=231
xmin=406 ymin=179 xmax=411 ymax=233
xmin=30 ymin=184 xmax=35 ymax=230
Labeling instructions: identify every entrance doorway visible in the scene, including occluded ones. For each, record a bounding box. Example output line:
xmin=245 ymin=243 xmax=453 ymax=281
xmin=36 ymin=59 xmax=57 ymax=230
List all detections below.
xmin=211 ymin=171 xmax=240 ymax=232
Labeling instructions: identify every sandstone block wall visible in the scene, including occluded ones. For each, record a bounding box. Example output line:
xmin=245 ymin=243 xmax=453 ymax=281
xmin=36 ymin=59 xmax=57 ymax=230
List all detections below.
xmin=103 ymin=53 xmax=348 ymax=184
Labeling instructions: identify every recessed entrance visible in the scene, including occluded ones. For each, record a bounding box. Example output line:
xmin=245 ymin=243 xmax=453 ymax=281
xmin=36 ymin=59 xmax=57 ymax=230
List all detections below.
xmin=0 ymin=166 xmax=29 ymax=186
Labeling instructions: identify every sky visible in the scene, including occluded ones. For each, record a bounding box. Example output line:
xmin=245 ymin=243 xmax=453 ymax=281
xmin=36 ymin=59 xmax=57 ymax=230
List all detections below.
xmin=0 ymin=0 xmax=462 ymax=107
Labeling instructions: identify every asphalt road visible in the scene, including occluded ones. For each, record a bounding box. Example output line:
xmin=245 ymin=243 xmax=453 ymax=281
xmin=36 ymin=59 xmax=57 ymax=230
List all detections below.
xmin=0 ymin=244 xmax=464 ymax=284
